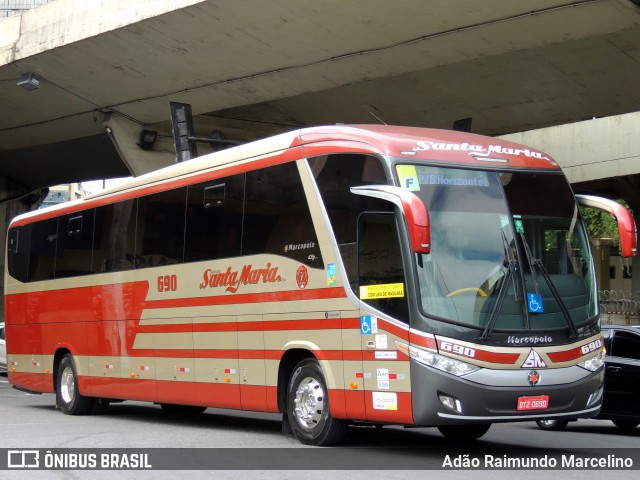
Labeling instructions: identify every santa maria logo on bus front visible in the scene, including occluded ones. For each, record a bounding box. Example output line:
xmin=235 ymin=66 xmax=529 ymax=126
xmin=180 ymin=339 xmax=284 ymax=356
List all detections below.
xmin=200 ymin=263 xmax=282 ymax=293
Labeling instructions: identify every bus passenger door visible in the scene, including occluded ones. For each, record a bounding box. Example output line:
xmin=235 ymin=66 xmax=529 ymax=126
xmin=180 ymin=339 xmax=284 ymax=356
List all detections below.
xmin=357 ymin=212 xmax=413 ymax=424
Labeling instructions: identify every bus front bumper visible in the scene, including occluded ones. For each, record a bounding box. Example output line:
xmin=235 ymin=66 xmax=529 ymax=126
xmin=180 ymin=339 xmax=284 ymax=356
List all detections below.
xmin=410 ymin=360 xmax=604 ymax=425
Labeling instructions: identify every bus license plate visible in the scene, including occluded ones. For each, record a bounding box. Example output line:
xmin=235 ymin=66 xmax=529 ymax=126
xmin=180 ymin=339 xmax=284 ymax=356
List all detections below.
xmin=517 ymin=395 xmax=549 ymax=411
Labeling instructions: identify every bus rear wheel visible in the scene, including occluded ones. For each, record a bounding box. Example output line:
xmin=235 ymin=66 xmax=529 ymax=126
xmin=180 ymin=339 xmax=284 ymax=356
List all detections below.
xmin=437 ymin=423 xmax=491 ymax=440
xmin=286 ymin=358 xmax=348 ymax=446
xmin=56 ymin=354 xmax=93 ymax=415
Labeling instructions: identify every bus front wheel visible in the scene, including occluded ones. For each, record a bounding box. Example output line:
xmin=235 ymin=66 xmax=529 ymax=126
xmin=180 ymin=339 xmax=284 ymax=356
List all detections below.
xmin=286 ymin=358 xmax=348 ymax=446
xmin=535 ymin=419 xmax=569 ymax=431
xmin=56 ymin=354 xmax=93 ymax=415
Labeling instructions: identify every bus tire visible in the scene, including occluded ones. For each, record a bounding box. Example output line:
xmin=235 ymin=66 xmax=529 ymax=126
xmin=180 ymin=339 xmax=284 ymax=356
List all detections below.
xmin=286 ymin=358 xmax=348 ymax=446
xmin=437 ymin=423 xmax=491 ymax=440
xmin=56 ymin=354 xmax=93 ymax=415
xmin=535 ymin=419 xmax=569 ymax=431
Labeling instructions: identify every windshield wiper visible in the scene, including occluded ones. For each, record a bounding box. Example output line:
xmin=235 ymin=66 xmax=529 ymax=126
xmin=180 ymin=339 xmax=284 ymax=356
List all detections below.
xmin=479 ymin=259 xmax=517 ymax=341
xmin=479 ymin=228 xmax=519 ymax=341
xmin=518 ymin=232 xmax=578 ymax=339
xmin=532 ymin=257 xmax=578 ymax=338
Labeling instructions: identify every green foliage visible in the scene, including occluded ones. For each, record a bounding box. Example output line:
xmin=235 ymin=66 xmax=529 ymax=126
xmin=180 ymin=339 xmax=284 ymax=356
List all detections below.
xmin=579 ymin=199 xmax=632 ymax=248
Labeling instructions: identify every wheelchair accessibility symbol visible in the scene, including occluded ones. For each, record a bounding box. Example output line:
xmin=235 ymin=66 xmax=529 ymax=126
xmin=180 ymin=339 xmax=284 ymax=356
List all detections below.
xmin=360 ymin=315 xmax=378 ymax=334
xmin=527 ymin=293 xmax=544 ymax=313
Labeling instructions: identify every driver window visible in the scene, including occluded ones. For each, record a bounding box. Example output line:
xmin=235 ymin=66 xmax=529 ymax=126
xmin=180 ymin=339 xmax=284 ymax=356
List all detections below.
xmin=358 ymin=212 xmax=409 ymax=323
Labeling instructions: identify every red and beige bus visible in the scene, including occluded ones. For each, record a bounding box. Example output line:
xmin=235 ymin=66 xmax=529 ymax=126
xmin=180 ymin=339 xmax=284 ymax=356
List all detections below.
xmin=4 ymin=125 xmax=636 ymax=445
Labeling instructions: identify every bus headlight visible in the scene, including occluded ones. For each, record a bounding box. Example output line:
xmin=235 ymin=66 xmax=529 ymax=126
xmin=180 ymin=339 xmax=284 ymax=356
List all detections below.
xmin=408 ymin=344 xmax=480 ymax=377
xmin=578 ymin=350 xmax=606 ymax=372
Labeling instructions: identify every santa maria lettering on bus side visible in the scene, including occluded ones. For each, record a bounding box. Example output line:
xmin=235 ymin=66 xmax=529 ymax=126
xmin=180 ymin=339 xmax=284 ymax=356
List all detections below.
xmin=200 ymin=263 xmax=282 ymax=293
xmin=412 ymin=141 xmax=552 ymax=162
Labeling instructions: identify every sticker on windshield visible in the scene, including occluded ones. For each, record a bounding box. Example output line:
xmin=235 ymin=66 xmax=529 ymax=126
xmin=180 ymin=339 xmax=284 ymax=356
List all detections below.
xmin=396 ymin=165 xmax=420 ymax=191
xmin=527 ymin=293 xmax=544 ymax=313
xmin=514 ymin=218 xmax=525 ymax=234
xmin=360 ymin=283 xmax=405 ymax=300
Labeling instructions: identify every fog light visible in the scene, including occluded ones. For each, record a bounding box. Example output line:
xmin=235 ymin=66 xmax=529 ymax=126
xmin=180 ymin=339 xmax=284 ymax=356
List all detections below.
xmin=439 ymin=394 xmax=463 ymax=413
xmin=586 ymin=386 xmax=603 ymax=407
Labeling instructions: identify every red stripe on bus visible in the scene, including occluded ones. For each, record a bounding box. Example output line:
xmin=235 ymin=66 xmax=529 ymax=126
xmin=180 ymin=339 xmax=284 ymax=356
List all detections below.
xmin=409 ymin=330 xmax=437 ymax=349
xmin=5 ymin=282 xmax=150 ymax=324
xmin=547 ymin=346 xmax=585 ymax=363
xmin=473 ymin=349 xmax=520 ymax=364
xmin=143 ymin=286 xmax=348 ymax=310
xmin=5 ymin=283 xmax=348 ymax=326
xmin=376 ymin=318 xmax=409 ymax=341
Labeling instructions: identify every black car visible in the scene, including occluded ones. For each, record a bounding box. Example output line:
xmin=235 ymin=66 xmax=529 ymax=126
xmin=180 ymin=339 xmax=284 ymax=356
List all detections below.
xmin=536 ymin=324 xmax=640 ymax=431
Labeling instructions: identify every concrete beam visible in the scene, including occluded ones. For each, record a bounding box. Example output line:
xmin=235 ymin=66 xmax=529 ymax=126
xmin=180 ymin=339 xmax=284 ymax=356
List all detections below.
xmin=0 ymin=0 xmax=205 ymax=65
xmin=500 ymin=111 xmax=640 ymax=185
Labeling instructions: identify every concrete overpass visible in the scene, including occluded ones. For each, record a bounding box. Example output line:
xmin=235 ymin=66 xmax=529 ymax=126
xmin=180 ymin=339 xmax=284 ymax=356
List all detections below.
xmin=2 ymin=0 xmax=640 ymax=311
xmin=2 ymin=0 xmax=640 ymax=190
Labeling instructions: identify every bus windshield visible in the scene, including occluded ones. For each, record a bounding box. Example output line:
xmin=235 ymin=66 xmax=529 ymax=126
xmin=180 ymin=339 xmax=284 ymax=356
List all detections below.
xmin=402 ymin=165 xmax=597 ymax=333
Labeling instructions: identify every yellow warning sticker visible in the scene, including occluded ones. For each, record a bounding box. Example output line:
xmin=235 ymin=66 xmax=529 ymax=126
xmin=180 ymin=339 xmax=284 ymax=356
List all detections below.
xmin=360 ymin=283 xmax=405 ymax=300
xmin=396 ymin=165 xmax=420 ymax=191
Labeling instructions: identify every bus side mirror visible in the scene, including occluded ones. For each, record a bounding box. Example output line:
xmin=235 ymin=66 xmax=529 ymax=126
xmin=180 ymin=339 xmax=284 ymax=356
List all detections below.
xmin=350 ymin=185 xmax=431 ymax=254
xmin=576 ymin=194 xmax=637 ymax=258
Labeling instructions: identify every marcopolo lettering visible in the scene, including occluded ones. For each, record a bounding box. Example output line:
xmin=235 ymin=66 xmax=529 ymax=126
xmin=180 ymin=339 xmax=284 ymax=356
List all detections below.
xmin=200 ymin=263 xmax=282 ymax=293
xmin=507 ymin=336 xmax=553 ymax=345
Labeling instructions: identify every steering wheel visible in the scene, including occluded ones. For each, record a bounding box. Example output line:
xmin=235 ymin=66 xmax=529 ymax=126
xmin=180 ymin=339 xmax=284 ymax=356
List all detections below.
xmin=446 ymin=287 xmax=487 ymax=297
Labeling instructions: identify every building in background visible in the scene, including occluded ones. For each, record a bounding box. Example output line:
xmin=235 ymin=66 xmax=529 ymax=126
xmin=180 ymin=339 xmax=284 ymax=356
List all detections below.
xmin=39 ymin=183 xmax=87 ymax=209
xmin=0 ymin=0 xmax=52 ymax=19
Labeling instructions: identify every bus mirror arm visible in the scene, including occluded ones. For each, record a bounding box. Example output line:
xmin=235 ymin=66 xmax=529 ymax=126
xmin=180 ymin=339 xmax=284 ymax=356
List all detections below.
xmin=350 ymin=185 xmax=431 ymax=254
xmin=575 ymin=195 xmax=637 ymax=258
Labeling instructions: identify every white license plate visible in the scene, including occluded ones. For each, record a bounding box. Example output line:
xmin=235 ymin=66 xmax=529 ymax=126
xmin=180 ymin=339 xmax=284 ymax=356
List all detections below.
xmin=517 ymin=395 xmax=549 ymax=411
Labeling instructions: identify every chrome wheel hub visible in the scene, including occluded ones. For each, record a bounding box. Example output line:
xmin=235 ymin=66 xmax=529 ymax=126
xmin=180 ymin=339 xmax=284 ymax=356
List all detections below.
xmin=293 ymin=376 xmax=325 ymax=430
xmin=60 ymin=366 xmax=75 ymax=404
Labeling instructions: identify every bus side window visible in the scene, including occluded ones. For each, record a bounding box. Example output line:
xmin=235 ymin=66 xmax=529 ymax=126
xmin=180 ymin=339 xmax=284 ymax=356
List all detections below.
xmin=185 ymin=175 xmax=244 ymax=263
xmin=93 ymin=200 xmax=137 ymax=273
xmin=308 ymin=154 xmax=391 ymax=290
xmin=55 ymin=210 xmax=95 ymax=278
xmin=358 ymin=212 xmax=409 ymax=323
xmin=7 ymin=226 xmax=31 ymax=283
xmin=243 ymin=163 xmax=323 ymax=268
xmin=136 ymin=188 xmax=187 ymax=267
xmin=28 ymin=217 xmax=59 ymax=282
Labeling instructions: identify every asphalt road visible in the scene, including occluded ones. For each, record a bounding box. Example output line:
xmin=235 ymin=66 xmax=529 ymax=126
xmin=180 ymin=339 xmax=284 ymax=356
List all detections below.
xmin=0 ymin=374 xmax=638 ymax=480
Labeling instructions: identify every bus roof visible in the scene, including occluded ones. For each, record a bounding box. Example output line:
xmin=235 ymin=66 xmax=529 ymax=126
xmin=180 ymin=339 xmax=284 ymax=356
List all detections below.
xmin=9 ymin=125 xmax=560 ymax=227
